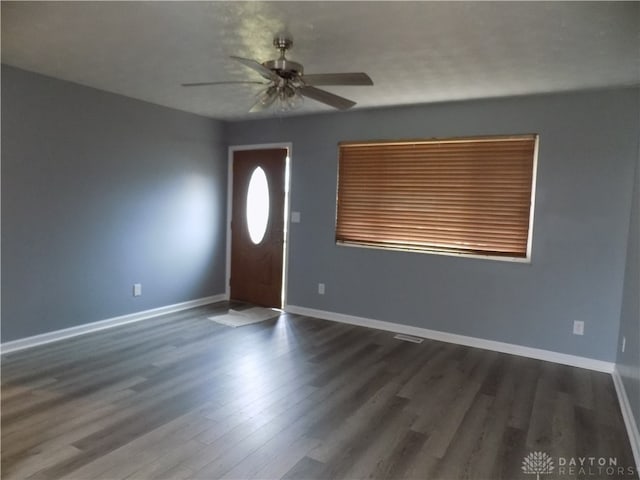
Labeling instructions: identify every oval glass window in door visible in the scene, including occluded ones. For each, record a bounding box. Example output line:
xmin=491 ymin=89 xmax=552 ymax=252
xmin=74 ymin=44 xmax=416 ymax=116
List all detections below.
xmin=246 ymin=166 xmax=270 ymax=244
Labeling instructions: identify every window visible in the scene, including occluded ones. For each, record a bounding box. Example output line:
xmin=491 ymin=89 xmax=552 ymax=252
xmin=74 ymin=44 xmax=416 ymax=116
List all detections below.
xmin=246 ymin=166 xmax=270 ymax=244
xmin=335 ymin=134 xmax=538 ymax=260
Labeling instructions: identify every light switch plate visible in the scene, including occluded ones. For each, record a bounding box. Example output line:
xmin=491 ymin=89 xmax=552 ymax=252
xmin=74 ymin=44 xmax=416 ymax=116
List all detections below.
xmin=291 ymin=211 xmax=301 ymax=223
xmin=573 ymin=320 xmax=584 ymax=335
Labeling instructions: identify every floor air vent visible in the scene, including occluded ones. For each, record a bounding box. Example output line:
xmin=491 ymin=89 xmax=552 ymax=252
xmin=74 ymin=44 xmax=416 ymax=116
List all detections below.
xmin=393 ymin=333 xmax=424 ymax=343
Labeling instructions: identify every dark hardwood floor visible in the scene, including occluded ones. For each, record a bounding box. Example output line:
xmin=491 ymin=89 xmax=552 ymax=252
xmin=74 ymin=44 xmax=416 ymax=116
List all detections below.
xmin=1 ymin=302 xmax=637 ymax=479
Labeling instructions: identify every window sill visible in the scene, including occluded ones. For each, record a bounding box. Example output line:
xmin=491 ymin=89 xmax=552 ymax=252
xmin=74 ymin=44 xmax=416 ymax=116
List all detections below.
xmin=336 ymin=241 xmax=532 ymax=264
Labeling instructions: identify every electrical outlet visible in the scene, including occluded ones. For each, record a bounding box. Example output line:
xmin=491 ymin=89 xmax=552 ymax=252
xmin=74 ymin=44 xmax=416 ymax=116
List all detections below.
xmin=133 ymin=283 xmax=142 ymax=297
xmin=573 ymin=320 xmax=584 ymax=335
xmin=622 ymin=336 xmax=626 ymax=353
xmin=291 ymin=211 xmax=301 ymax=223
xmin=318 ymin=283 xmax=325 ymax=295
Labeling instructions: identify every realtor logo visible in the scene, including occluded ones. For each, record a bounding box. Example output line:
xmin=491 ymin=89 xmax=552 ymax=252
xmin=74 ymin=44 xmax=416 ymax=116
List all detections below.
xmin=522 ymin=451 xmax=555 ymax=480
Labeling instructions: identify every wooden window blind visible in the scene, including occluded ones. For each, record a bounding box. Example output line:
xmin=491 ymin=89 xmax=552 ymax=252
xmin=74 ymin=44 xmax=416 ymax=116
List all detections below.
xmin=336 ymin=135 xmax=537 ymax=259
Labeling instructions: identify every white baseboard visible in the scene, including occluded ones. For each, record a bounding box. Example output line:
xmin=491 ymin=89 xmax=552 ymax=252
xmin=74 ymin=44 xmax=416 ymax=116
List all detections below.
xmin=284 ymin=305 xmax=615 ymax=373
xmin=1 ymin=294 xmax=228 ymax=355
xmin=613 ymin=366 xmax=640 ymax=471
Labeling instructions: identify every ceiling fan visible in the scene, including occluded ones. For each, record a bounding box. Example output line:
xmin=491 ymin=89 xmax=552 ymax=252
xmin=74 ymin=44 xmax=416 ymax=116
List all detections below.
xmin=182 ymin=34 xmax=373 ymax=113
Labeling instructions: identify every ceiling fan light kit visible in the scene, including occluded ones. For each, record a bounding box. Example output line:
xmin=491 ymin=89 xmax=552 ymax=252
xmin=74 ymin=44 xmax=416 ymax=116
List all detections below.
xmin=182 ymin=34 xmax=373 ymax=113
xmin=253 ymin=82 xmax=304 ymax=113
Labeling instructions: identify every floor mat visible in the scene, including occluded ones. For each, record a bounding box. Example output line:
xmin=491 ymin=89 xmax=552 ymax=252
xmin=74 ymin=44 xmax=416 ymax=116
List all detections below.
xmin=208 ymin=307 xmax=280 ymax=327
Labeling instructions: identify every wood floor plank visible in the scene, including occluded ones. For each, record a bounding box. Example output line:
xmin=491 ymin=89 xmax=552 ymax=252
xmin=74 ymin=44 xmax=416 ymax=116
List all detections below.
xmin=183 ymin=350 xmax=393 ymax=474
xmin=280 ymin=456 xmax=325 ymax=480
xmin=340 ymin=407 xmax=417 ymax=479
xmin=552 ymin=391 xmax=577 ymax=459
xmin=245 ymin=435 xmax=320 ymax=480
xmin=412 ymin=375 xmax=484 ymax=458
xmin=369 ymin=429 xmax=427 ymax=480
xmin=427 ymin=393 xmax=495 ymax=479
xmin=2 ymin=445 xmax=82 ymax=480
xmin=53 ymin=409 xmax=217 ymax=480
xmin=217 ymin=424 xmax=315 ymax=480
xmin=572 ymin=366 xmax=596 ymax=410
xmin=466 ymin=357 xmax=519 ymax=479
xmin=121 ymin=439 xmax=205 ymax=480
xmin=307 ymin=378 xmax=404 ymax=462
xmin=492 ymin=425 xmax=528 ymax=480
xmin=311 ymin=395 xmax=411 ymax=479
xmin=525 ymin=366 xmax=557 ymax=451
xmin=2 ymin=389 xmax=135 ymax=464
xmin=2 ymin=375 xmax=146 ymax=441
xmin=507 ymin=357 xmax=540 ymax=430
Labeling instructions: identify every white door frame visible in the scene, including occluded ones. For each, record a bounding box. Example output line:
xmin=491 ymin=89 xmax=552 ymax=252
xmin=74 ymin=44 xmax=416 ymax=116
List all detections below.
xmin=225 ymin=142 xmax=292 ymax=308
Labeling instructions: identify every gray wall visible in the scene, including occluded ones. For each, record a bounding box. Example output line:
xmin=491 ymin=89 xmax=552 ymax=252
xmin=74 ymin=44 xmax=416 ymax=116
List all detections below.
xmin=617 ymin=140 xmax=640 ymax=432
xmin=226 ymin=88 xmax=639 ymax=362
xmin=1 ymin=65 xmax=228 ymax=342
xmin=3 ymin=64 xmax=637 ymax=364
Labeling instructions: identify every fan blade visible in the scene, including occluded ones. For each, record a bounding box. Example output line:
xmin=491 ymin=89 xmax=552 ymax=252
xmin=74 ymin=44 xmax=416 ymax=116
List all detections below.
xmin=230 ymin=56 xmax=278 ymax=81
xmin=249 ymin=89 xmax=278 ymax=113
xmin=302 ymin=72 xmax=373 ymax=86
xmin=182 ymin=80 xmax=267 ymax=87
xmin=300 ymin=86 xmax=356 ymax=110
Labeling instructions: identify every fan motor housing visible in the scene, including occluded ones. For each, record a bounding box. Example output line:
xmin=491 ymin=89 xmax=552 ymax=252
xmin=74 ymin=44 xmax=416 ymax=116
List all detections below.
xmin=263 ymin=58 xmax=303 ymax=79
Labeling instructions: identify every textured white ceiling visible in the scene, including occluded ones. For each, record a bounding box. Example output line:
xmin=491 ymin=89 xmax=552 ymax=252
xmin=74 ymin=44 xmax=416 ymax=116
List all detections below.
xmin=2 ymin=1 xmax=638 ymax=120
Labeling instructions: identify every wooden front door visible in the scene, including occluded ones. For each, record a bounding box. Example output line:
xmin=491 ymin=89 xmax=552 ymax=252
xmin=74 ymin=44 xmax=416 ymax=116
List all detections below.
xmin=230 ymin=148 xmax=287 ymax=308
